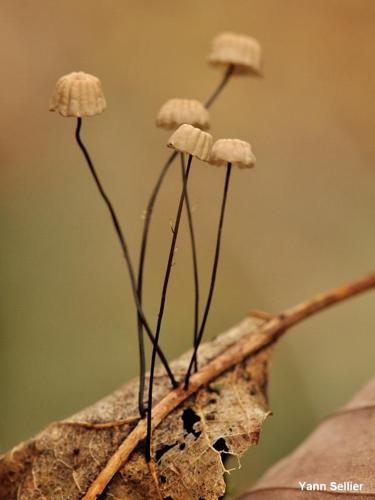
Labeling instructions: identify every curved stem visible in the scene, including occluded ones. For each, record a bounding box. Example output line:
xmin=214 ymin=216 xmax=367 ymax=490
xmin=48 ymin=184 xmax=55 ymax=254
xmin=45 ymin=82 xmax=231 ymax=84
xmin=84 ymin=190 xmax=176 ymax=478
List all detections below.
xmin=74 ymin=118 xmax=176 ymax=388
xmin=136 ymin=151 xmax=177 ymax=416
xmin=145 ymin=155 xmax=193 ymax=461
xmin=204 ymin=64 xmax=234 ymax=109
xmin=180 ymin=153 xmax=200 ymax=371
xmin=185 ymin=163 xmax=232 ymax=388
xmin=82 ymin=271 xmax=375 ymax=500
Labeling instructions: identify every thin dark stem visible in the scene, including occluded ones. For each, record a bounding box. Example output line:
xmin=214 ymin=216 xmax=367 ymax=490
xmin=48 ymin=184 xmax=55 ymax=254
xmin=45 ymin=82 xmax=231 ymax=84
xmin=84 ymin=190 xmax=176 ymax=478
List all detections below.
xmin=136 ymin=64 xmax=234 ymax=414
xmin=145 ymin=154 xmax=193 ymax=461
xmin=204 ymin=64 xmax=234 ymax=109
xmin=74 ymin=118 xmax=176 ymax=389
xmin=180 ymin=153 xmax=200 ymax=371
xmin=185 ymin=163 xmax=232 ymax=388
xmin=136 ymin=151 xmax=177 ymax=416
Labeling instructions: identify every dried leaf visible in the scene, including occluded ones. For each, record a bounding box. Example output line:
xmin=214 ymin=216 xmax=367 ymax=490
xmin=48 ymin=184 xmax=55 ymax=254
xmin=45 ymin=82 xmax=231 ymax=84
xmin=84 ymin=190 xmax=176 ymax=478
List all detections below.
xmin=0 ymin=316 xmax=272 ymax=499
xmin=240 ymin=378 xmax=375 ymax=499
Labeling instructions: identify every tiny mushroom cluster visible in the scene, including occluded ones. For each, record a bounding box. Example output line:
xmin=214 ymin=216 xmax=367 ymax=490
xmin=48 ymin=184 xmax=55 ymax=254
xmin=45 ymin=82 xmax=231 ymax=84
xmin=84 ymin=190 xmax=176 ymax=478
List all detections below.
xmin=165 ymin=124 xmax=256 ymax=385
xmin=49 ymin=31 xmax=262 ymax=464
xmin=167 ymin=124 xmax=255 ymax=168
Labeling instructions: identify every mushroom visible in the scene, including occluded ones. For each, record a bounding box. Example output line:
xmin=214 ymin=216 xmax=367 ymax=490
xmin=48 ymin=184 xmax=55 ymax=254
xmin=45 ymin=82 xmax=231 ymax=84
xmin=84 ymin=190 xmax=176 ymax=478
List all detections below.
xmin=49 ymin=72 xmax=176 ymax=418
xmin=185 ymin=138 xmax=256 ymax=387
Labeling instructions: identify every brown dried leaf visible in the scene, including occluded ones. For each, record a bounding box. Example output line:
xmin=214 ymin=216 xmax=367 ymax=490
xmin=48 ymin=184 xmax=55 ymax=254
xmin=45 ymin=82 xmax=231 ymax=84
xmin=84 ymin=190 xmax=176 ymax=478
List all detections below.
xmin=0 ymin=316 xmax=272 ymax=500
xmin=240 ymin=378 xmax=375 ymax=500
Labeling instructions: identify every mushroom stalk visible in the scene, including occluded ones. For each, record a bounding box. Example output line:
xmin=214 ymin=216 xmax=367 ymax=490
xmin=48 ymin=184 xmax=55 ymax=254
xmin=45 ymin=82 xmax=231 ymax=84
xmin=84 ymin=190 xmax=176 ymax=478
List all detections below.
xmin=185 ymin=162 xmax=232 ymax=388
xmin=204 ymin=64 xmax=234 ymax=108
xmin=74 ymin=117 xmax=177 ymax=388
xmin=180 ymin=153 xmax=200 ymax=371
xmin=136 ymin=151 xmax=177 ymax=416
xmin=145 ymin=154 xmax=193 ymax=461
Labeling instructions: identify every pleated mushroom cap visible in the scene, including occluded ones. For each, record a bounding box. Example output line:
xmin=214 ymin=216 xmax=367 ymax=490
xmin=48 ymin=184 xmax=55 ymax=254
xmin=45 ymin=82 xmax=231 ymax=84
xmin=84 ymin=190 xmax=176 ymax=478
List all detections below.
xmin=49 ymin=71 xmax=106 ymax=117
xmin=208 ymin=32 xmax=262 ymax=75
xmin=209 ymin=139 xmax=256 ymax=168
xmin=167 ymin=124 xmax=213 ymax=161
xmin=156 ymin=99 xmax=210 ymax=130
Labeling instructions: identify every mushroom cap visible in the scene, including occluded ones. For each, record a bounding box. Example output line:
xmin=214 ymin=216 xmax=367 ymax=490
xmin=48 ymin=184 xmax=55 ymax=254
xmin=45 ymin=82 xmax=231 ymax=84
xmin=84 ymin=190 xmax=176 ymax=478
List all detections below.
xmin=156 ymin=98 xmax=210 ymax=130
xmin=167 ymin=124 xmax=213 ymax=161
xmin=209 ymin=139 xmax=256 ymax=168
xmin=208 ymin=32 xmax=262 ymax=76
xmin=49 ymin=71 xmax=106 ymax=117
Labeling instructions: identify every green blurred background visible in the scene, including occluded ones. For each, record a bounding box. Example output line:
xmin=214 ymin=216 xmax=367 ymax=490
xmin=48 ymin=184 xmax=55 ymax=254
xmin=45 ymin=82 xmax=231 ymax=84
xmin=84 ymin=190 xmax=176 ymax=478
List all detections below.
xmin=1 ymin=0 xmax=375 ymax=497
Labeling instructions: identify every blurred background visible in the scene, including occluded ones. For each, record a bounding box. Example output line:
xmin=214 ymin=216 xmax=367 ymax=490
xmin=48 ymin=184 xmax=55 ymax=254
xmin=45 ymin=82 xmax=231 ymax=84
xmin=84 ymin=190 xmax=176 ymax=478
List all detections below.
xmin=1 ymin=0 xmax=375 ymax=497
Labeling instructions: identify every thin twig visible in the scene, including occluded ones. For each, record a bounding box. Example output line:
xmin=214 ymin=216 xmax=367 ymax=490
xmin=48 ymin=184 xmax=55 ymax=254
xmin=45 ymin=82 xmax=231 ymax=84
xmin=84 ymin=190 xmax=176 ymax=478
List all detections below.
xmin=75 ymin=118 xmax=176 ymax=387
xmin=82 ymin=270 xmax=375 ymax=499
xmin=145 ymin=155 xmax=193 ymax=461
xmin=185 ymin=163 xmax=232 ymax=387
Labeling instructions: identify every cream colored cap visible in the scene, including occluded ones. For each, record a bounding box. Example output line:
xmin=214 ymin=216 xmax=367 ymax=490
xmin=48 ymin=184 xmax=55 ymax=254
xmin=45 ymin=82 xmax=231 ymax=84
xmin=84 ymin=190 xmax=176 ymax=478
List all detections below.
xmin=208 ymin=32 xmax=262 ymax=75
xmin=209 ymin=139 xmax=256 ymax=168
xmin=156 ymin=98 xmax=210 ymax=130
xmin=167 ymin=124 xmax=213 ymax=161
xmin=49 ymin=71 xmax=106 ymax=117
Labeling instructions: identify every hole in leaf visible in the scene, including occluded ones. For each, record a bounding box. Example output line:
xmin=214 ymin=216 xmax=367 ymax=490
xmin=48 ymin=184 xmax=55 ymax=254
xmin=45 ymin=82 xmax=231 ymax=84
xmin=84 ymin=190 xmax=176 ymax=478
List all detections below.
xmin=155 ymin=442 xmax=177 ymax=462
xmin=213 ymin=437 xmax=229 ymax=453
xmin=182 ymin=407 xmax=201 ymax=439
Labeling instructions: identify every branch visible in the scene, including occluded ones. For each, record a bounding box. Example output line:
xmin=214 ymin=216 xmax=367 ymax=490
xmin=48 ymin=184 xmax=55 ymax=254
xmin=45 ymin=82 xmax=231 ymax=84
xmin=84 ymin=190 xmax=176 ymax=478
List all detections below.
xmin=83 ymin=271 xmax=375 ymax=499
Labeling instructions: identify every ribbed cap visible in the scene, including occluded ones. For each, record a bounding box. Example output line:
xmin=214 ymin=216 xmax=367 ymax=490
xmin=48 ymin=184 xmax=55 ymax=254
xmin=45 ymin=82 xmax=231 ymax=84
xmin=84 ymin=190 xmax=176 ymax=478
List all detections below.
xmin=167 ymin=124 xmax=213 ymax=161
xmin=208 ymin=32 xmax=262 ymax=75
xmin=156 ymin=98 xmax=210 ymax=130
xmin=209 ymin=139 xmax=256 ymax=168
xmin=49 ymin=71 xmax=106 ymax=117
